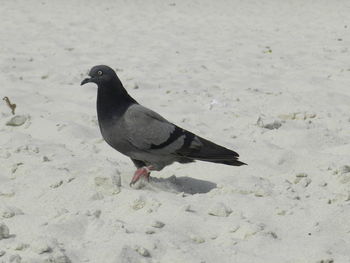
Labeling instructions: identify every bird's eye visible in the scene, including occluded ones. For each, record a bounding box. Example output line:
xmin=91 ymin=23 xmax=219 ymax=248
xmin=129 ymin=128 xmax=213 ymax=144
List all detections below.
xmin=97 ymin=70 xmax=103 ymax=76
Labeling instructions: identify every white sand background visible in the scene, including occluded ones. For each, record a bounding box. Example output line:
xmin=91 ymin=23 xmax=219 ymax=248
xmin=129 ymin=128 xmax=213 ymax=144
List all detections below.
xmin=1 ymin=0 xmax=350 ymax=262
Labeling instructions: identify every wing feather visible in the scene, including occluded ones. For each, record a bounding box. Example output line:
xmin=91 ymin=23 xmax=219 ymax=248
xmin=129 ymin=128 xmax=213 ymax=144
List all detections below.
xmin=123 ymin=104 xmax=184 ymax=152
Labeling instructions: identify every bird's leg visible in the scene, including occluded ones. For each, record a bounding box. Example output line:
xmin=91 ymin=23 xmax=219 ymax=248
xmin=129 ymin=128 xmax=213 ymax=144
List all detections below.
xmin=130 ymin=165 xmax=154 ymax=186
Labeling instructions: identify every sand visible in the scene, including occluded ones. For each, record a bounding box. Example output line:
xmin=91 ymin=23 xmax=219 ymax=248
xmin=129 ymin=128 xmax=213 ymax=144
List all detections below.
xmin=0 ymin=0 xmax=350 ymax=262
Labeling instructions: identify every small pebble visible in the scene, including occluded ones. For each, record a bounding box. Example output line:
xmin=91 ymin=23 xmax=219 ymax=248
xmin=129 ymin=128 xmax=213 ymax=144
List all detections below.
xmin=131 ymin=198 xmax=146 ymax=210
xmin=11 ymin=163 xmax=23 ymax=174
xmin=0 ymin=206 xmax=23 ymax=218
xmin=317 ymin=259 xmax=334 ymax=263
xmin=145 ymin=229 xmax=155 ymax=234
xmin=268 ymin=231 xmax=278 ymax=239
xmin=208 ymin=202 xmax=232 ymax=217
xmin=0 ymin=250 xmax=5 ymax=257
xmin=210 ymin=234 xmax=218 ymax=240
xmin=0 ymin=189 xmax=15 ymax=197
xmin=6 ymin=115 xmax=28 ymax=126
xmin=254 ymin=189 xmax=266 ymax=197
xmin=339 ymin=174 xmax=350 ymax=184
xmin=340 ymin=165 xmax=350 ymax=174
xmin=296 ymin=173 xmax=308 ymax=178
xmin=32 ymin=240 xmax=52 ymax=254
xmin=181 ymin=204 xmax=193 ymax=212
xmin=231 ymin=224 xmax=261 ymax=240
xmin=302 ymin=178 xmax=312 ymax=188
xmin=278 ymin=112 xmax=316 ymax=120
xmin=1 ymin=208 xmax=15 ymax=218
xmin=345 ymin=192 xmax=350 ymax=202
xmin=0 ymin=223 xmax=10 ymax=239
xmin=190 ymin=234 xmax=205 ymax=244
xmin=50 ymin=180 xmax=63 ymax=188
xmin=93 ymin=209 xmax=101 ymax=218
xmin=257 ymin=116 xmax=282 ymax=130
xmin=135 ymin=246 xmax=150 ymax=257
xmin=229 ymin=225 xmax=240 ymax=233
xmin=94 ymin=176 xmax=120 ymax=195
xmin=94 ymin=177 xmax=107 ymax=186
xmin=67 ymin=177 xmax=75 ymax=183
xmin=151 ymin=220 xmax=165 ymax=228
xmin=277 ymin=210 xmax=286 ymax=216
xmin=44 ymin=252 xmax=71 ymax=263
xmin=263 ymin=121 xmax=282 ymax=130
xmin=14 ymin=243 xmax=28 ymax=251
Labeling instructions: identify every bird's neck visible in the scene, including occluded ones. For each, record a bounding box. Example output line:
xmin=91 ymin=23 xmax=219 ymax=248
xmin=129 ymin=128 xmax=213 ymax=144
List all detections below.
xmin=96 ymin=80 xmax=137 ymax=122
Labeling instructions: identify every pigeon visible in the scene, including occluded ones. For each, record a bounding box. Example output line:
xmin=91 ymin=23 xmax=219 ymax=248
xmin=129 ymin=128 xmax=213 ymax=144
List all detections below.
xmin=81 ymin=65 xmax=246 ymax=186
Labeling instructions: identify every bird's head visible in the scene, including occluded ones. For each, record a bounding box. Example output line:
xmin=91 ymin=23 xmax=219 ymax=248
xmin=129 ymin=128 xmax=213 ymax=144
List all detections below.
xmin=81 ymin=65 xmax=118 ymax=86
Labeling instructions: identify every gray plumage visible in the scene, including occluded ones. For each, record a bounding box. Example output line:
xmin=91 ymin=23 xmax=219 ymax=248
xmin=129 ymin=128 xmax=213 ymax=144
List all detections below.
xmin=81 ymin=65 xmax=246 ymax=174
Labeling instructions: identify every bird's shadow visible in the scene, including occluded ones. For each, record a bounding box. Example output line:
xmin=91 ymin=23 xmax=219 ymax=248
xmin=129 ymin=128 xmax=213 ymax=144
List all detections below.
xmin=145 ymin=175 xmax=217 ymax=194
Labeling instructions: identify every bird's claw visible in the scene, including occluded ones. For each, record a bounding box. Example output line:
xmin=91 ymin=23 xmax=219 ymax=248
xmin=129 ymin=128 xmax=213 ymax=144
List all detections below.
xmin=130 ymin=166 xmax=152 ymax=186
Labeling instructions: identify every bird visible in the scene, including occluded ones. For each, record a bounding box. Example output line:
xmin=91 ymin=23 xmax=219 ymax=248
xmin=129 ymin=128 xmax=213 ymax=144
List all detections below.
xmin=81 ymin=65 xmax=246 ymax=186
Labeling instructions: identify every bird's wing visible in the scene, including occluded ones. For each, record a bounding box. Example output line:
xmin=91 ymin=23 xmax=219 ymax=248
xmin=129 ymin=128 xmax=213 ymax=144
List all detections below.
xmin=123 ymin=104 xmax=190 ymax=153
xmin=123 ymin=104 xmax=246 ymax=166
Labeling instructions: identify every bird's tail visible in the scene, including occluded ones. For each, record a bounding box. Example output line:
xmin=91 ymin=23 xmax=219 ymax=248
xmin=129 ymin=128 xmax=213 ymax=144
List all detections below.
xmin=185 ymin=137 xmax=247 ymax=166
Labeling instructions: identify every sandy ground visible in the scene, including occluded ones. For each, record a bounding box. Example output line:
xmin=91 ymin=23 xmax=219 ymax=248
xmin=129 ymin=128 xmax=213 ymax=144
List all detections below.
xmin=0 ymin=0 xmax=350 ymax=262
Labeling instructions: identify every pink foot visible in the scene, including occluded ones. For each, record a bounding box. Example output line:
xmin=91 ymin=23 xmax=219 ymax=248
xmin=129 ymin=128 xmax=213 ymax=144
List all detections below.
xmin=130 ymin=166 xmax=153 ymax=186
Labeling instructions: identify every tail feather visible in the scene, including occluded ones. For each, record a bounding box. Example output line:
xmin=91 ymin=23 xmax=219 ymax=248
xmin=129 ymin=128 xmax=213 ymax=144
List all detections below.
xmin=182 ymin=136 xmax=247 ymax=166
xmin=196 ymin=157 xmax=247 ymax=166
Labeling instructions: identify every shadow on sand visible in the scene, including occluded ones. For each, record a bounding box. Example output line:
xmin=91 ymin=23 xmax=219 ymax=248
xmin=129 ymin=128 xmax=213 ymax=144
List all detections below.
xmin=148 ymin=175 xmax=217 ymax=194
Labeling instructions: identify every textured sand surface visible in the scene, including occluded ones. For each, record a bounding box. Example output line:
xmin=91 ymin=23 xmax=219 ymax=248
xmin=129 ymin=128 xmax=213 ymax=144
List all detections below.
xmin=1 ymin=1 xmax=350 ymax=262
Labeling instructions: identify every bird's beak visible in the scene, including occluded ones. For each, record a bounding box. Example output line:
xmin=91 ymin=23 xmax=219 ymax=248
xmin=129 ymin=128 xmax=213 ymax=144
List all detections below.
xmin=81 ymin=77 xmax=93 ymax=86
